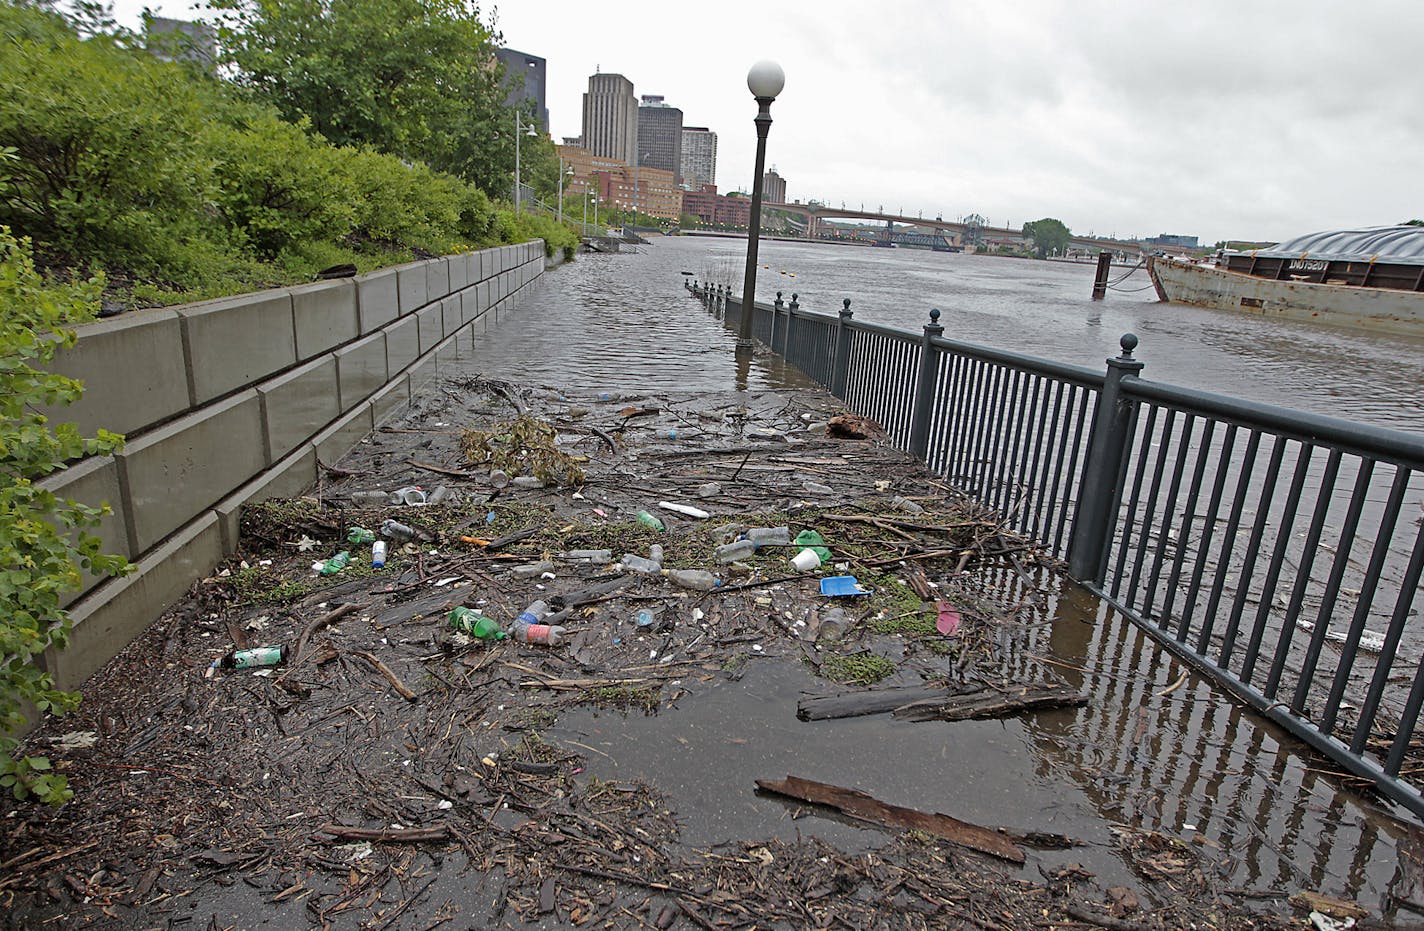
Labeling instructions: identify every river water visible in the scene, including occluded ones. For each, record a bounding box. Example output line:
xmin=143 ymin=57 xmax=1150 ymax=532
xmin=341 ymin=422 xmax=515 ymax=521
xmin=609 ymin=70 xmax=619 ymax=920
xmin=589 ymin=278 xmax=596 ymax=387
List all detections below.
xmin=467 ymin=235 xmax=1424 ymax=433
xmin=456 ymin=237 xmax=1424 ymax=917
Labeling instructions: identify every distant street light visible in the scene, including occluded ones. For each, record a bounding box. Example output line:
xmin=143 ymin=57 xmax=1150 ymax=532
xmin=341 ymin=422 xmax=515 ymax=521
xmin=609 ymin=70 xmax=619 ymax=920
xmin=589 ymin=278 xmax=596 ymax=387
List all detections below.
xmin=737 ymin=60 xmax=785 ymax=350
xmin=513 ymin=113 xmax=537 ymax=214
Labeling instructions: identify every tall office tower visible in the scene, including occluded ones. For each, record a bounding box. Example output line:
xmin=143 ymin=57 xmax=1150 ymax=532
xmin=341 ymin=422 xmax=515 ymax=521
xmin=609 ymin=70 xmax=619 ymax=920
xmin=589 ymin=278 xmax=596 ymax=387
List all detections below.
xmin=494 ymin=48 xmax=550 ymax=131
xmin=637 ymin=95 xmax=684 ymax=184
xmin=680 ymin=126 xmax=717 ymax=190
xmin=763 ymin=168 xmax=787 ymax=204
xmin=581 ymin=73 xmax=638 ymax=165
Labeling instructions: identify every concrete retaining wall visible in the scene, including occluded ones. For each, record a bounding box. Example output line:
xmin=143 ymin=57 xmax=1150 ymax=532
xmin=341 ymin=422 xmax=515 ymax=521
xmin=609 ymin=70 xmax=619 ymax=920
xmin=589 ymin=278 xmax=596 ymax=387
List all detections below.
xmin=37 ymin=241 xmax=548 ymax=689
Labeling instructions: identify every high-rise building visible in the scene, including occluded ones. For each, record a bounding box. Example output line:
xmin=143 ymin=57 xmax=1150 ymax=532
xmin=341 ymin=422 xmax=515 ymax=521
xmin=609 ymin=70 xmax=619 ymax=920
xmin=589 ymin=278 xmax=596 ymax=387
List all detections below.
xmin=143 ymin=15 xmax=217 ymax=70
xmin=763 ymin=168 xmax=786 ymax=205
xmin=581 ymin=73 xmax=638 ymax=165
xmin=494 ymin=48 xmax=549 ymax=132
xmin=637 ymin=95 xmax=683 ymax=184
xmin=680 ymin=127 xmax=717 ymax=191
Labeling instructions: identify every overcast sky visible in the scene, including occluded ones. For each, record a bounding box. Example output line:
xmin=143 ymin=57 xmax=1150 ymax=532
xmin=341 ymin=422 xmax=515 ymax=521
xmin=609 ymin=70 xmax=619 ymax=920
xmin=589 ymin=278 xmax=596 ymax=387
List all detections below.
xmin=110 ymin=0 xmax=1422 ymax=245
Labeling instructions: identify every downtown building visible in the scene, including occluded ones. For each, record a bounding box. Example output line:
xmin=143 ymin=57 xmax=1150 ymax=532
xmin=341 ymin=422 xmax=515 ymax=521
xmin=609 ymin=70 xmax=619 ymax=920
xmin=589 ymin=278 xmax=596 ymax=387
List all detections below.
xmin=494 ymin=48 xmax=549 ymax=132
xmin=637 ymin=95 xmax=683 ymax=184
xmin=581 ymin=73 xmax=638 ymax=165
xmin=763 ymin=168 xmax=786 ymax=205
xmin=558 ymin=145 xmax=681 ymax=220
xmin=680 ymin=127 xmax=717 ymax=191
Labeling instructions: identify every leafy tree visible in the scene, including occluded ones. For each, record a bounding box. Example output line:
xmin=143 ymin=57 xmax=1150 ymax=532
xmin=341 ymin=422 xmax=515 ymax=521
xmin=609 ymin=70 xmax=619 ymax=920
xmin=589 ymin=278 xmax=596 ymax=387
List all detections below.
xmin=0 ymin=220 xmax=128 ymax=804
xmin=209 ymin=0 xmax=514 ymax=195
xmin=1022 ymin=217 xmax=1071 ymax=259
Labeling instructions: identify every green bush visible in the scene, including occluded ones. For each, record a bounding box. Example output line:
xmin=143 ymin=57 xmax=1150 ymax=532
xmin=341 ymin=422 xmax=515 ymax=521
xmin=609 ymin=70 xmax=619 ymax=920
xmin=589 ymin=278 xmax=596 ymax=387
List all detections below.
xmin=0 ymin=225 xmax=128 ymax=804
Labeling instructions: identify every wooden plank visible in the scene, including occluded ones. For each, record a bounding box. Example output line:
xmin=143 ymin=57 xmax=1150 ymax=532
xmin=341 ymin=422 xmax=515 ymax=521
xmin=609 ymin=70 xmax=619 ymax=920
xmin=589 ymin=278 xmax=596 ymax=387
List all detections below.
xmin=755 ymin=775 xmax=1024 ymax=864
xmin=796 ymin=686 xmax=946 ymax=721
xmin=891 ymin=684 xmax=1086 ymax=723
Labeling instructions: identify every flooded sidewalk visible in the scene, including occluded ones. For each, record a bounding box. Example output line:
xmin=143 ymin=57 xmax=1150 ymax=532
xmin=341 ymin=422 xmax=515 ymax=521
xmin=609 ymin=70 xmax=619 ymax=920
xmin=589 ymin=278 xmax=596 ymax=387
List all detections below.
xmin=2 ymin=367 xmax=1415 ymax=930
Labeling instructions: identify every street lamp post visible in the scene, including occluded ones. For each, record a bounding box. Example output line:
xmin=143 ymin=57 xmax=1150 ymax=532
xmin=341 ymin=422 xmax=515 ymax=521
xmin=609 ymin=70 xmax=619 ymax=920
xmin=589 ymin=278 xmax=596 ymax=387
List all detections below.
xmin=557 ymin=162 xmax=574 ymax=222
xmin=513 ymin=113 xmax=536 ymax=214
xmin=737 ymin=61 xmax=785 ymax=350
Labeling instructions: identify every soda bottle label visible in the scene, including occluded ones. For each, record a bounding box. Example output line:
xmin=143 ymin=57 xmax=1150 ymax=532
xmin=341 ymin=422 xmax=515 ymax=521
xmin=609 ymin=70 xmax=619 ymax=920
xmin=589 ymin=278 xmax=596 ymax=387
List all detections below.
xmin=516 ymin=611 xmax=539 ymax=626
xmin=524 ymin=623 xmax=554 ymax=644
xmin=231 ymin=647 xmax=284 ymax=669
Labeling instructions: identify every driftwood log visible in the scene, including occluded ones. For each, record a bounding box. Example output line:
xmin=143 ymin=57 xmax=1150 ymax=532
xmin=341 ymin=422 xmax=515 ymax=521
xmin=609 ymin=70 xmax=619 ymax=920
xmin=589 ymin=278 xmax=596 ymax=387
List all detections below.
xmin=755 ymin=775 xmax=1024 ymax=863
xmin=892 ymin=683 xmax=1086 ymax=722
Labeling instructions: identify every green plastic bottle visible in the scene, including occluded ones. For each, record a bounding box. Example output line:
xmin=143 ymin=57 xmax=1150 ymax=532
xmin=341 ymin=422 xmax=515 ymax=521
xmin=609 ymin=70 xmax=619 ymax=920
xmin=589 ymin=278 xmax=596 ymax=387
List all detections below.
xmin=347 ymin=527 xmax=376 ymax=544
xmin=319 ymin=550 xmax=351 ymax=576
xmin=636 ymin=510 xmax=666 ymax=532
xmin=448 ymin=607 xmax=507 ymax=641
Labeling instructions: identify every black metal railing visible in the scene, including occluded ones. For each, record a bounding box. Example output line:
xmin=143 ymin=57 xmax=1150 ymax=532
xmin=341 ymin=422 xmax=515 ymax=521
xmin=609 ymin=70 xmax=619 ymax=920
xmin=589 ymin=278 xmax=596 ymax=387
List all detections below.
xmin=687 ymin=279 xmax=1424 ymax=820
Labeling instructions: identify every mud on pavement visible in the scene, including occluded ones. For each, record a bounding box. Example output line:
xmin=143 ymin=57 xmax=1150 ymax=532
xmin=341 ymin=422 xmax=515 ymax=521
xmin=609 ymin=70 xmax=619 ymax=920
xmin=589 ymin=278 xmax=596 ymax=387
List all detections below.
xmin=0 ymin=375 xmax=1315 ymax=929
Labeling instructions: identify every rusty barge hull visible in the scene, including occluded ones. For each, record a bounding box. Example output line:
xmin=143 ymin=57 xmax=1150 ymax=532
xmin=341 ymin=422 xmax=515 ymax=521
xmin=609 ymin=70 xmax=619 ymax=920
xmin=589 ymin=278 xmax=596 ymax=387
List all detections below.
xmin=1147 ymin=256 xmax=1424 ymax=338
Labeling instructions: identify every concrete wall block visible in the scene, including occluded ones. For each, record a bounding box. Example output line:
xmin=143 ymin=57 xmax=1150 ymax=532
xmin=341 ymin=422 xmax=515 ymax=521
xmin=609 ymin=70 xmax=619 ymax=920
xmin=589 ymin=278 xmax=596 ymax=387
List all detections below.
xmin=425 ymin=258 xmax=451 ymax=302
xmin=215 ymin=446 xmax=317 ymax=554
xmin=117 ymin=390 xmax=266 ymax=553
xmin=356 ymin=268 xmax=400 ymax=333
xmin=474 ymin=251 xmax=488 ymax=282
xmin=449 ymin=254 xmax=469 ymax=292
xmin=257 ymin=355 xmax=341 ymax=463
xmin=384 ymin=316 xmax=420 ymax=374
xmin=441 ymin=295 xmax=461 ymax=336
xmin=179 ymin=291 xmax=297 ymax=405
xmin=397 ymin=263 xmax=429 ymax=315
xmin=335 ymin=331 xmax=388 ymax=411
xmin=416 ymin=304 xmax=443 ymax=355
xmin=291 ymin=279 xmax=359 ymax=360
xmin=465 ymin=252 xmax=479 ymax=285
xmin=312 ymin=403 xmax=375 ymax=465
xmin=37 ymin=455 xmax=131 ymax=607
xmin=48 ymin=512 xmax=224 ymax=690
xmin=43 ymin=309 xmax=191 ymax=439
xmin=370 ymin=376 xmax=411 ymax=426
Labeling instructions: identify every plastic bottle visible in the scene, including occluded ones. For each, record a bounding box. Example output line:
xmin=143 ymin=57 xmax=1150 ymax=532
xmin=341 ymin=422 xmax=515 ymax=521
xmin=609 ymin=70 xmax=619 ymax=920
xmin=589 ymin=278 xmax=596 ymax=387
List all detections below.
xmin=371 ymin=540 xmax=387 ymax=568
xmin=512 ymin=476 xmax=544 ymax=489
xmin=516 ymin=600 xmax=552 ymax=627
xmin=390 ymin=486 xmax=426 ymax=506
xmin=380 ymin=519 xmax=416 ymax=541
xmin=512 ymin=560 xmax=555 ymax=579
xmin=489 ymin=469 xmax=510 ymax=489
xmin=696 ymin=482 xmax=722 ymax=498
xmin=349 ymin=490 xmax=391 ymax=506
xmin=715 ymin=539 xmax=758 ymax=563
xmin=662 ymin=568 xmax=720 ymax=591
xmin=746 ymin=526 xmax=791 ymax=547
xmin=447 ymin=607 xmax=507 ymax=641
xmin=621 ymin=553 xmax=662 ymax=575
xmin=803 ymin=481 xmax=833 ymax=497
xmin=347 ymin=527 xmax=376 ymax=545
xmin=218 ymin=645 xmax=287 ymax=669
xmin=562 ymin=549 xmax=612 ymax=564
xmin=319 ymin=551 xmax=351 ymax=576
xmin=891 ymin=495 xmax=924 ymax=515
xmin=649 ymin=544 xmax=665 ymax=564
xmin=514 ymin=623 xmax=567 ymax=646
xmin=636 ymin=510 xmax=666 ymax=531
xmin=817 ymin=607 xmax=849 ymax=644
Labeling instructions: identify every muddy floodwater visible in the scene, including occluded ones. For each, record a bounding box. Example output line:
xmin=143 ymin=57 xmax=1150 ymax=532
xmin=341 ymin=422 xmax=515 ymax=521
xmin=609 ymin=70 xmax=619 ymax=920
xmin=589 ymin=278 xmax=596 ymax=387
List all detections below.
xmin=463 ymin=240 xmax=1424 ymax=915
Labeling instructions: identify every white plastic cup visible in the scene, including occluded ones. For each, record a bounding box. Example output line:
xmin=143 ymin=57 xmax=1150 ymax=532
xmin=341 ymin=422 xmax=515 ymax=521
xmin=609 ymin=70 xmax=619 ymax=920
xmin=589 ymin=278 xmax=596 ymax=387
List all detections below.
xmin=791 ymin=548 xmax=821 ymax=572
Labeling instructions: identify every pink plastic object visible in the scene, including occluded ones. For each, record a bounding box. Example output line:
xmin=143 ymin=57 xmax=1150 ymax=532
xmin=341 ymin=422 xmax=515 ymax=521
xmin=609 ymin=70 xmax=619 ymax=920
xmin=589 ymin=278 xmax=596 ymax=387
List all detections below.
xmin=935 ymin=602 xmax=961 ymax=636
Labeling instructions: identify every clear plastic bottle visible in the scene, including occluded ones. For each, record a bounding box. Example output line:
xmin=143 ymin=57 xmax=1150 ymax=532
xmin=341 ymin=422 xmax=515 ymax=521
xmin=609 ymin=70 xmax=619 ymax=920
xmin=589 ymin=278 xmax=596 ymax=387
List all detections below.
xmin=891 ymin=495 xmax=924 ymax=515
xmin=621 ymin=553 xmax=662 ymax=575
xmin=715 ymin=539 xmax=758 ymax=563
xmin=512 ymin=476 xmax=544 ymax=489
xmin=649 ymin=544 xmax=664 ymax=564
xmin=379 ymin=519 xmax=416 ymax=541
xmin=662 ymin=568 xmax=720 ymax=591
xmin=516 ymin=600 xmax=551 ymax=626
xmin=513 ymin=560 xmax=555 ymax=579
xmin=562 ymin=549 xmax=612 ymax=564
xmin=489 ymin=469 xmax=510 ymax=489
xmin=746 ymin=526 xmax=791 ymax=546
xmin=371 ymin=540 xmax=387 ymax=568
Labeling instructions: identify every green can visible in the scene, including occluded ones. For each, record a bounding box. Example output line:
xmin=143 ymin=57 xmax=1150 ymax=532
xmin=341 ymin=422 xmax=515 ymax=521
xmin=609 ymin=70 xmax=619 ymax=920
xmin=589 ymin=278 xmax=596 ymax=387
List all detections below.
xmin=448 ymin=607 xmax=507 ymax=641
xmin=347 ymin=527 xmax=376 ymax=544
